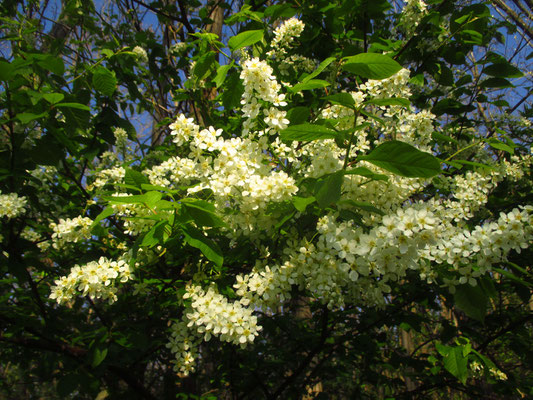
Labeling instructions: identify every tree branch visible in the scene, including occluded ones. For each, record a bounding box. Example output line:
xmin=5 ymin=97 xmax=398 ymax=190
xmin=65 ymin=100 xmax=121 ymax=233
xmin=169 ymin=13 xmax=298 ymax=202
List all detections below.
xmin=269 ymin=306 xmax=329 ymax=399
xmin=491 ymin=0 xmax=533 ymax=42
xmin=476 ymin=313 xmax=533 ymax=352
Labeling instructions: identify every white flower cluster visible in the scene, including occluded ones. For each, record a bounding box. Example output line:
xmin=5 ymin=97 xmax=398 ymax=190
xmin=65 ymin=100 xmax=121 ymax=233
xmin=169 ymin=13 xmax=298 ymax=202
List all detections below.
xmin=169 ymin=114 xmax=199 ymax=146
xmin=132 ymin=46 xmax=148 ymax=62
xmin=234 ymin=202 xmax=532 ymax=310
xmin=438 ymin=155 xmax=531 ymax=222
xmin=144 ymin=156 xmax=198 ymax=188
xmin=394 ymin=109 xmax=435 ymax=151
xmin=0 ymin=191 xmax=27 ymax=219
xmin=268 ymin=18 xmax=305 ymax=57
xmin=21 ymin=226 xmax=50 ymax=251
xmin=49 ymin=256 xmax=134 ymax=304
xmin=240 ymin=58 xmax=285 ymax=106
xmin=278 ymin=54 xmax=315 ymax=76
xmin=501 ymin=154 xmax=531 ymax=181
xmin=429 ymin=207 xmax=533 ymax=284
xmin=239 ymin=58 xmax=288 ymax=137
xmin=113 ymin=127 xmax=128 ymax=149
xmin=21 ymin=227 xmax=41 ymax=242
xmin=470 ymin=360 xmax=508 ymax=381
xmin=167 ymin=320 xmax=202 ymax=375
xmin=361 ymin=68 xmax=412 ymax=99
xmin=183 ymin=284 xmax=262 ymax=345
xmin=400 ymin=0 xmax=428 ymax=37
xmin=151 ymin=114 xmax=299 ymax=236
xmin=90 ymin=166 xmax=126 ymax=189
xmin=442 ymin=170 xmax=496 ymax=221
xmin=167 ymin=284 xmax=262 ymax=374
xmin=235 ymin=260 xmax=298 ymax=311
xmin=170 ymin=41 xmax=188 ymax=56
xmin=50 ymin=216 xmax=93 ymax=249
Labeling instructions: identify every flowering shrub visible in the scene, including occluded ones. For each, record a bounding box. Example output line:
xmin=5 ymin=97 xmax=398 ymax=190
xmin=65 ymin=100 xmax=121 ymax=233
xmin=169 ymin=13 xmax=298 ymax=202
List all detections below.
xmin=0 ymin=0 xmax=531 ymax=398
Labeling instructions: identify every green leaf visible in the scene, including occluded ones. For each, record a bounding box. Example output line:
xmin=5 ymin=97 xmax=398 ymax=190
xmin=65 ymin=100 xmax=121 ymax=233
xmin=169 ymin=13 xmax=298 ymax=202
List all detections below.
xmin=483 ymin=62 xmax=523 ymax=78
xmin=222 ymin=70 xmax=244 ymax=111
xmin=315 ymin=171 xmax=344 ymax=208
xmin=141 ymin=183 xmax=173 ymax=192
xmin=92 ymin=66 xmax=117 ymax=96
xmin=42 ymin=93 xmax=64 ymax=104
xmin=228 ymin=30 xmax=263 ymax=51
xmin=182 ymin=201 xmax=226 ymax=228
xmin=322 ymin=93 xmax=357 ymax=109
xmin=29 ymin=136 xmax=64 ymax=166
xmin=105 ymin=191 xmax=162 ymax=208
xmin=344 ymin=166 xmax=389 ymax=181
xmin=490 ymin=100 xmax=510 ymax=107
xmin=144 ymin=191 xmax=163 ymax=208
xmin=487 ymin=138 xmax=514 ymax=154
xmin=91 ymin=347 xmax=108 ymax=367
xmin=450 ymin=160 xmax=495 ymax=170
xmin=454 ymin=284 xmax=487 ymax=322
xmin=470 ymin=349 xmax=497 ymax=371
xmin=274 ymin=208 xmax=296 ymax=231
xmin=214 ymin=63 xmax=232 ymax=88
xmin=286 ymin=107 xmax=310 ymax=125
xmin=0 ymin=60 xmax=14 ymax=80
xmin=54 ymin=102 xmax=91 ymax=111
xmin=290 ymin=79 xmax=330 ymax=93
xmin=105 ymin=194 xmax=149 ymax=204
xmin=359 ymin=141 xmax=441 ymax=178
xmin=480 ymin=77 xmax=514 ymax=88
xmin=16 ymin=112 xmax=48 ymax=124
xmin=409 ymin=73 xmax=425 ymax=86
xmin=360 ymin=109 xmax=385 ymax=125
xmin=182 ymin=225 xmax=223 ymax=267
xmin=492 ymin=267 xmax=533 ymax=288
xmin=142 ymin=221 xmax=170 ymax=248
xmin=432 ymin=99 xmax=475 ymax=116
xmin=436 ymin=344 xmax=468 ymax=384
xmin=90 ymin=207 xmax=115 ymax=231
xmin=338 ymin=199 xmax=384 ymax=215
xmin=292 ymin=196 xmax=316 ymax=212
xmin=432 ymin=132 xmax=459 ymax=144
xmin=125 ymin=168 xmax=150 ymax=188
xmin=280 ymin=123 xmax=337 ymax=142
xmin=35 ymin=54 xmax=65 ymax=75
xmin=301 ymin=57 xmax=336 ymax=83
xmin=478 ymin=277 xmax=497 ymax=299
xmin=366 ymin=97 xmax=410 ymax=107
xmin=194 ymin=51 xmax=216 ymax=79
xmin=342 ymin=53 xmax=402 ymax=80
xmin=264 ymin=3 xmax=296 ymax=20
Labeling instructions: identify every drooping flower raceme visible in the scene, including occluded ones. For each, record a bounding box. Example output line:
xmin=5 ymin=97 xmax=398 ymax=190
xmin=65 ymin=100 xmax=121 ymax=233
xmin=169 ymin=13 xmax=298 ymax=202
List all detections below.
xmin=132 ymin=46 xmax=148 ymax=62
xmin=270 ymin=17 xmax=305 ymax=54
xmin=400 ymin=0 xmax=428 ymax=37
xmin=0 ymin=191 xmax=27 ymax=219
xmin=50 ymin=216 xmax=93 ymax=249
xmin=167 ymin=284 xmax=262 ymax=374
xmin=49 ymin=256 xmax=135 ymax=304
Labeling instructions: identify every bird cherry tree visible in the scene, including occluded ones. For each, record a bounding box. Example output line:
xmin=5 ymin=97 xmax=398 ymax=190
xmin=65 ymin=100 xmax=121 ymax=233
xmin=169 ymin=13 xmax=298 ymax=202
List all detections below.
xmin=0 ymin=0 xmax=531 ymax=398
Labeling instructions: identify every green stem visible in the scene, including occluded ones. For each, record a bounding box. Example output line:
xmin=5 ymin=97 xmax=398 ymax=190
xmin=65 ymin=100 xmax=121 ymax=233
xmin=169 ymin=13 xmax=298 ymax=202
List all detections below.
xmin=343 ymin=107 xmax=361 ymax=170
xmin=444 ymin=141 xmax=480 ymax=162
xmin=66 ymin=49 xmax=128 ymax=85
